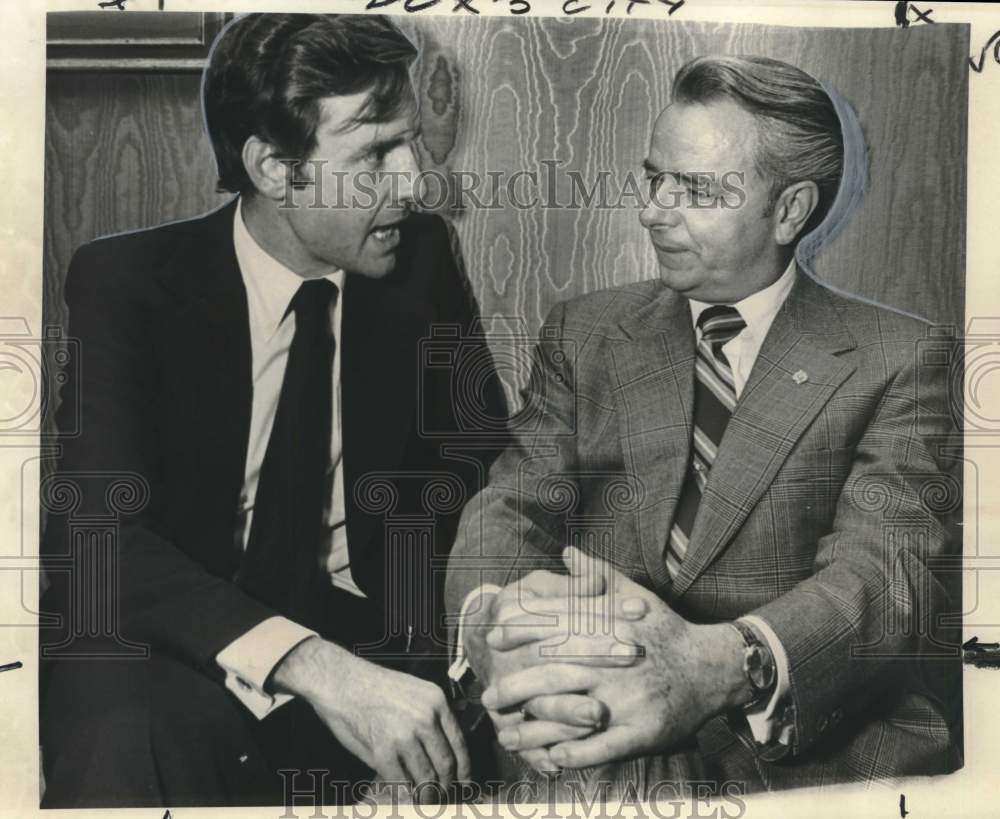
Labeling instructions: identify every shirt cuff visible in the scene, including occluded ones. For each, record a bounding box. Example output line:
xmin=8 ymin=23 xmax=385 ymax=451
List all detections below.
xmin=447 ymin=584 xmax=503 ymax=684
xmin=216 ymin=616 xmax=318 ymax=720
xmin=738 ymin=615 xmax=792 ymax=745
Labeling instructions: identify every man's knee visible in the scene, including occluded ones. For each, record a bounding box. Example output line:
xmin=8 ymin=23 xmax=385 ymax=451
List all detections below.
xmin=42 ymin=653 xmax=263 ymax=807
xmin=41 ymin=657 xmax=159 ymax=807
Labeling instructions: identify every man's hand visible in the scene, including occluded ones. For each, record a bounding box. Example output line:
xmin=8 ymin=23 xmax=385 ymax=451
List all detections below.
xmin=482 ymin=547 xmax=750 ymax=769
xmin=272 ymin=637 xmax=469 ymax=800
xmin=461 ymin=567 xmax=642 ymax=772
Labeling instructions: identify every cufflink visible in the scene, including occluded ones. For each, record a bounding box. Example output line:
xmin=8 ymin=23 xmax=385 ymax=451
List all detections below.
xmin=792 ymin=369 xmax=808 ymax=385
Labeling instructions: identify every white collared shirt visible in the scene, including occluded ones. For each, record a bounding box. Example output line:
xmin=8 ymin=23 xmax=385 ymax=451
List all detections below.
xmin=216 ymin=198 xmax=362 ymax=719
xmin=687 ymin=257 xmax=797 ymax=399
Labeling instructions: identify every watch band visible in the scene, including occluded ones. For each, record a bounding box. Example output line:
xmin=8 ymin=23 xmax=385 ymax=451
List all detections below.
xmin=728 ymin=619 xmax=777 ymax=708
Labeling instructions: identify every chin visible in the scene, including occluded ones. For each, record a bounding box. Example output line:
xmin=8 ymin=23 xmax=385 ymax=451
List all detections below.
xmin=349 ymin=258 xmax=397 ymax=280
xmin=658 ymin=269 xmax=697 ymax=292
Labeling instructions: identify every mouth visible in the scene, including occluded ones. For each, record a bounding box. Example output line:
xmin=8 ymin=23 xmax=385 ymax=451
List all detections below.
xmin=369 ymin=215 xmax=409 ymax=248
xmin=652 ymin=240 xmax=689 ymax=254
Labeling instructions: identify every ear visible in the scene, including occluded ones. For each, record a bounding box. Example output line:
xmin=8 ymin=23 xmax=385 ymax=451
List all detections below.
xmin=241 ymin=135 xmax=301 ymax=202
xmin=772 ymin=180 xmax=820 ymax=246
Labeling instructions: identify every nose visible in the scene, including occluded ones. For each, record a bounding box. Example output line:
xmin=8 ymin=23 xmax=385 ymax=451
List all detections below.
xmin=390 ymin=142 xmax=423 ymax=208
xmin=639 ymin=181 xmax=683 ymax=231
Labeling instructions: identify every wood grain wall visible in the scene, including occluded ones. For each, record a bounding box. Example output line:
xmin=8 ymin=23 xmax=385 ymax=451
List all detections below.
xmin=44 ymin=18 xmax=968 ymax=380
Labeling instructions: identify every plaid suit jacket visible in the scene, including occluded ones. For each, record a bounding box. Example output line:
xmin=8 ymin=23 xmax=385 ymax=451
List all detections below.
xmin=446 ymin=271 xmax=962 ymax=793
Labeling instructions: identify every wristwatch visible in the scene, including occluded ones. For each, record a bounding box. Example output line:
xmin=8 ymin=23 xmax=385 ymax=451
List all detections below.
xmin=728 ymin=620 xmax=777 ymax=708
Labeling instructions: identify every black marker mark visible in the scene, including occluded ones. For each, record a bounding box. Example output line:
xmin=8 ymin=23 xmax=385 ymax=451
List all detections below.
xmin=657 ymin=0 xmax=685 ymax=13
xmin=0 ymin=661 xmax=23 ymax=673
xmin=566 ymin=0 xmax=682 ymax=16
xmin=365 ymin=0 xmax=442 ymax=11
xmin=98 ymin=0 xmax=127 ymax=8
xmin=962 ymin=636 xmax=1000 ymax=667
xmin=894 ymin=0 xmax=909 ymax=28
xmin=899 ymin=794 xmax=909 ymax=818
xmin=604 ymin=0 xmax=684 ymax=14
xmin=606 ymin=0 xmax=647 ymax=13
xmin=910 ymin=4 xmax=935 ymax=25
xmin=970 ymin=30 xmax=1000 ymax=73
xmin=453 ymin=0 xmax=480 ymax=12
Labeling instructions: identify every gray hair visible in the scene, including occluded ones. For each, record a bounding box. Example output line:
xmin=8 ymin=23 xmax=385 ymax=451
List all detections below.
xmin=672 ymin=55 xmax=845 ymax=236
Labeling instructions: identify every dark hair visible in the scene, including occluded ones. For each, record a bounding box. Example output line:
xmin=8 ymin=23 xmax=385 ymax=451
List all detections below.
xmin=202 ymin=13 xmax=418 ymax=195
xmin=672 ymin=55 xmax=844 ymax=234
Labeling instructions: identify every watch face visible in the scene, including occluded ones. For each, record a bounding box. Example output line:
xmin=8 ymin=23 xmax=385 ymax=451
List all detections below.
xmin=747 ymin=644 xmax=776 ymax=692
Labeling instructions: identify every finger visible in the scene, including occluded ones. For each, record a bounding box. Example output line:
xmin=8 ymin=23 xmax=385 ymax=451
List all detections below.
xmin=562 ymin=545 xmax=613 ymax=583
xmin=498 ymin=719 xmax=595 ymax=751
xmin=399 ymin=740 xmax=438 ymax=793
xmin=548 ymin=726 xmax=640 ymax=769
xmin=498 ymin=635 xmax=642 ymax=670
xmin=493 ymin=596 xmax=610 ymax=628
xmin=489 ymin=611 xmax=626 ymax=652
xmin=437 ymin=706 xmax=472 ymax=782
xmin=534 ymin=634 xmax=644 ymax=666
xmin=492 ymin=601 xmax=564 ymax=636
xmin=486 ymin=708 xmax=565 ymax=773
xmin=519 ymin=748 xmax=561 ymax=775
xmin=373 ymin=753 xmax=409 ymax=795
xmin=418 ymin=722 xmax=459 ymax=790
xmin=490 ymin=596 xmax=649 ymax=651
xmin=522 ymin=694 xmax=608 ymax=728
xmin=508 ymin=570 xmax=568 ymax=599
xmin=620 ymin=597 xmax=649 ymax=620
xmin=366 ymin=778 xmax=411 ymax=806
xmin=518 ymin=567 xmax=605 ymax=599
xmin=483 ymin=663 xmax=601 ymax=711
xmin=487 ymin=707 xmax=523 ymax=730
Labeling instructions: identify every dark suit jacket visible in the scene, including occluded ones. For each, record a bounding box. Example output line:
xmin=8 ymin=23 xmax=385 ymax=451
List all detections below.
xmin=446 ymin=272 xmax=962 ymax=793
xmin=41 ymin=198 xmax=505 ymax=681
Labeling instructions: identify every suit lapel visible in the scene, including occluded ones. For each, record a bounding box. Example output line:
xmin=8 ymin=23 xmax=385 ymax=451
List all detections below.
xmin=671 ymin=273 xmax=858 ymax=596
xmin=156 ymin=200 xmax=254 ymax=494
xmin=610 ymin=287 xmax=695 ymax=595
xmin=341 ymin=271 xmax=427 ymax=588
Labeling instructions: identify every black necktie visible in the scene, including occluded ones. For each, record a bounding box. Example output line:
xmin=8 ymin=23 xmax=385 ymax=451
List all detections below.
xmin=665 ymin=305 xmax=746 ymax=580
xmin=237 ymin=278 xmax=338 ymax=622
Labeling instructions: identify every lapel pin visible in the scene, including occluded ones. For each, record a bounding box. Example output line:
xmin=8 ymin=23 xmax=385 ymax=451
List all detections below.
xmin=792 ymin=369 xmax=808 ymax=385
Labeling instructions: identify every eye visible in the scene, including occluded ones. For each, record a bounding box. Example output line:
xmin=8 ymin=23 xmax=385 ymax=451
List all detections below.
xmin=688 ymin=182 xmax=715 ymax=204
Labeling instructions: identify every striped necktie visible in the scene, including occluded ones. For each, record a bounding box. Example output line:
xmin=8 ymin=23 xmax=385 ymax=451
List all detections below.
xmin=665 ymin=305 xmax=746 ymax=580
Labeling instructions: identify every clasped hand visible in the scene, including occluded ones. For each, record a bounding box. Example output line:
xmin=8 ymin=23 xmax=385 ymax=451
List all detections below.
xmin=476 ymin=547 xmax=739 ymax=771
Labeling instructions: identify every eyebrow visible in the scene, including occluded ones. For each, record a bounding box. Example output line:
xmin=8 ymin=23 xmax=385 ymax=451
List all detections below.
xmin=354 ymin=126 xmax=422 ymax=160
xmin=640 ymin=160 xmax=713 ymax=188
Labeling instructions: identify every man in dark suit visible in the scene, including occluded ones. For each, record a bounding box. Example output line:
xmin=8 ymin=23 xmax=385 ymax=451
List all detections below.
xmin=447 ymin=55 xmax=962 ymax=796
xmin=40 ymin=13 xmax=508 ymax=808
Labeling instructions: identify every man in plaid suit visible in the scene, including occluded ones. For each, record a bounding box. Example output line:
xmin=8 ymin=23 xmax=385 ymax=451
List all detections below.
xmin=445 ymin=56 xmax=962 ymax=794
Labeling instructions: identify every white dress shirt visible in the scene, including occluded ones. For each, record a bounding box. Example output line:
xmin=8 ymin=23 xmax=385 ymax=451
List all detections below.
xmin=216 ymin=199 xmax=363 ymax=719
xmin=450 ymin=260 xmax=798 ymax=746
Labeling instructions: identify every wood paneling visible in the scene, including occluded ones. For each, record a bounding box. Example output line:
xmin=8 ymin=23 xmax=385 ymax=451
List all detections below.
xmin=399 ymin=17 xmax=967 ymax=338
xmin=47 ymin=12 xmax=231 ymax=72
xmin=44 ymin=18 xmax=968 ymax=372
xmin=44 ymin=71 xmax=231 ymax=328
